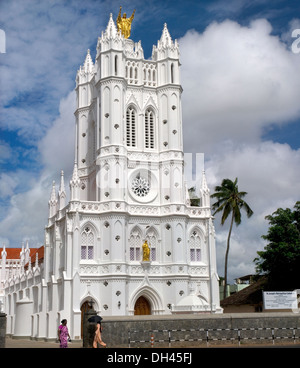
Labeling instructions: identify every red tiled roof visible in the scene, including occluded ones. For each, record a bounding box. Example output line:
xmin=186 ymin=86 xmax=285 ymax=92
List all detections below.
xmin=24 ymin=246 xmax=45 ymax=269
xmin=0 ymin=248 xmax=22 ymax=260
xmin=29 ymin=246 xmax=44 ymax=264
xmin=0 ymin=246 xmax=45 ymax=265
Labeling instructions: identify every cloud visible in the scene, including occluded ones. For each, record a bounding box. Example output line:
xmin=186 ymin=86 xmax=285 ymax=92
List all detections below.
xmin=1 ymin=9 xmax=300 ymax=286
xmin=0 ymin=140 xmax=13 ymax=164
xmin=0 ymin=91 xmax=76 ymax=247
xmin=178 ymin=19 xmax=300 ymax=282
xmin=0 ymin=172 xmax=49 ymax=247
xmin=180 ymin=18 xmax=300 ymax=155
xmin=38 ymin=90 xmax=76 ymax=179
xmin=0 ymin=0 xmax=106 ymax=143
xmin=205 ymin=141 xmax=300 ymax=281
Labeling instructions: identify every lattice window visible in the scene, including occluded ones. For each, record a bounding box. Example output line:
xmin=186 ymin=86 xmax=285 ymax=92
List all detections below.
xmin=146 ymin=231 xmax=157 ymax=261
xmin=189 ymin=229 xmax=201 ymax=262
xmin=130 ymin=247 xmax=135 ymax=261
xmin=151 ymin=248 xmax=156 ymax=262
xmin=126 ymin=106 xmax=136 ymax=147
xmin=129 ymin=231 xmax=141 ymax=261
xmin=145 ymin=108 xmax=155 ymax=149
xmin=81 ymin=226 xmax=94 ymax=260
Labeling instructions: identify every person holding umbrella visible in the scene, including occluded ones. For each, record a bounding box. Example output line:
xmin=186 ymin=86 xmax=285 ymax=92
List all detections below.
xmin=88 ymin=315 xmax=107 ymax=348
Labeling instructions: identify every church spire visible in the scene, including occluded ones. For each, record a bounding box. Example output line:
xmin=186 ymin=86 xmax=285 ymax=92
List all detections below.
xmin=154 ymin=23 xmax=179 ymax=63
xmin=48 ymin=181 xmax=58 ymax=218
xmin=82 ymin=49 xmax=94 ymax=74
xmin=160 ymin=23 xmax=173 ymax=47
xmin=58 ymin=170 xmax=66 ymax=211
xmin=201 ymin=170 xmax=211 ymax=208
xmin=104 ymin=13 xmax=118 ymax=39
xmin=70 ymin=162 xmax=81 ymax=201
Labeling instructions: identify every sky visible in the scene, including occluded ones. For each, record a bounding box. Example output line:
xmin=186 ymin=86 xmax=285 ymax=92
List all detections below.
xmin=0 ymin=0 xmax=300 ymax=283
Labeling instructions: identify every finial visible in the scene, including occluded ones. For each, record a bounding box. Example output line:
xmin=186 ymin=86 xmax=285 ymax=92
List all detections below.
xmin=35 ymin=252 xmax=39 ymax=268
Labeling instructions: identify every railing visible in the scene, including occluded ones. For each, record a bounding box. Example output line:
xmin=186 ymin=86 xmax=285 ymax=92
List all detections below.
xmin=128 ymin=327 xmax=300 ymax=348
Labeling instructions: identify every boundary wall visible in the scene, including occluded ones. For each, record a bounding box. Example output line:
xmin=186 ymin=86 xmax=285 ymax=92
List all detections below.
xmin=101 ymin=312 xmax=300 ymax=347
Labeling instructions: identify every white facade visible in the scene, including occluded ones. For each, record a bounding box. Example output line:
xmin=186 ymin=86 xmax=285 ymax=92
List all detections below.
xmin=3 ymin=14 xmax=222 ymax=341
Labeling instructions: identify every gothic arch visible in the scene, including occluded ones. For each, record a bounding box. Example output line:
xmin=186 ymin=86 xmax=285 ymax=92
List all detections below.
xmin=128 ymin=225 xmax=143 ymax=261
xmin=171 ymin=63 xmax=174 ymax=83
xmin=129 ymin=284 xmax=164 ymax=315
xmin=129 ymin=224 xmax=143 ymax=238
xmin=144 ymin=106 xmax=156 ymax=149
xmin=145 ymin=225 xmax=159 ymax=239
xmin=126 ymin=105 xmax=137 ymax=147
xmin=188 ymin=225 xmax=205 ymax=239
xmin=145 ymin=225 xmax=159 ymax=261
xmin=188 ymin=226 xmax=204 ymax=263
xmin=80 ymin=221 xmax=100 ymax=261
xmin=80 ymin=221 xmax=99 ymax=238
xmin=80 ymin=294 xmax=101 ymax=313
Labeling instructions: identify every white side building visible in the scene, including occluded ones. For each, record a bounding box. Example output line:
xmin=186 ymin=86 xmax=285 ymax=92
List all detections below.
xmin=3 ymin=13 xmax=222 ymax=341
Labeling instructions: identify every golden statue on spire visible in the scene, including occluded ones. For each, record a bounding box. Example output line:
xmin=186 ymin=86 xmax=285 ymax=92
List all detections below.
xmin=117 ymin=6 xmax=135 ymax=39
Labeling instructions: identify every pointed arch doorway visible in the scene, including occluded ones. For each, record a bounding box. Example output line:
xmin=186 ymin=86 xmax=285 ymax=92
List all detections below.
xmin=134 ymin=296 xmax=151 ymax=315
xmin=80 ymin=301 xmax=93 ymax=339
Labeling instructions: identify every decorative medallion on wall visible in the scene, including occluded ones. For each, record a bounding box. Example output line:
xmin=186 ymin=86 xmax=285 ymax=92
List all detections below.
xmin=128 ymin=169 xmax=158 ymax=203
xmin=131 ymin=176 xmax=150 ymax=197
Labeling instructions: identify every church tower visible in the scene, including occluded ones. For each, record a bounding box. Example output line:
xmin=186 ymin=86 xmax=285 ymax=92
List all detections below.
xmin=64 ymin=11 xmax=222 ymax=317
xmin=3 ymin=10 xmax=222 ymax=342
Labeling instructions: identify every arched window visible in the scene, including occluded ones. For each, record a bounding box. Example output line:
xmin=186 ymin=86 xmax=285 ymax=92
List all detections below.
xmin=171 ymin=63 xmax=174 ymax=83
xmin=114 ymin=55 xmax=118 ymax=76
xmin=81 ymin=226 xmax=94 ymax=260
xmin=129 ymin=229 xmax=142 ymax=261
xmin=189 ymin=229 xmax=201 ymax=262
xmin=144 ymin=108 xmax=155 ymax=149
xmin=146 ymin=230 xmax=157 ymax=261
xmin=126 ymin=106 xmax=136 ymax=147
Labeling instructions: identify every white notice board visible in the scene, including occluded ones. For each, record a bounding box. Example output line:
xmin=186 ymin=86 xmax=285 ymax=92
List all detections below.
xmin=263 ymin=291 xmax=297 ymax=310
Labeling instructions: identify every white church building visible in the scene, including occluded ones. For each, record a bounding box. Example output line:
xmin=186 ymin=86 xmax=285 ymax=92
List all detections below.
xmin=2 ymin=13 xmax=222 ymax=341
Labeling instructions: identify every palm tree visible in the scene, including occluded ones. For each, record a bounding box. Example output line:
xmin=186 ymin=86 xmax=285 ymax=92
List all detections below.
xmin=211 ymin=178 xmax=253 ymax=299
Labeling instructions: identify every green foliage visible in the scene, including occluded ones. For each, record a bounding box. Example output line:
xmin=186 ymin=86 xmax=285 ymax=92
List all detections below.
xmin=211 ymin=178 xmax=253 ymax=225
xmin=254 ymin=201 xmax=300 ymax=290
xmin=211 ymin=178 xmax=253 ymax=298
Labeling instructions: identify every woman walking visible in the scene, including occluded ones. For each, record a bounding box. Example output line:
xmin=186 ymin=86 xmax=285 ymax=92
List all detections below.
xmin=93 ymin=322 xmax=107 ymax=348
xmin=58 ymin=319 xmax=71 ymax=348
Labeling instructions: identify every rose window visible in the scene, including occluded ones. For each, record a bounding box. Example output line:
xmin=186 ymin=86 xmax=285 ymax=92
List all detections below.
xmin=131 ymin=176 xmax=150 ymax=197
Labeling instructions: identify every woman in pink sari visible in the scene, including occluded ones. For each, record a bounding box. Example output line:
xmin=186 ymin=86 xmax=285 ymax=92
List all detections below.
xmin=58 ymin=319 xmax=71 ymax=348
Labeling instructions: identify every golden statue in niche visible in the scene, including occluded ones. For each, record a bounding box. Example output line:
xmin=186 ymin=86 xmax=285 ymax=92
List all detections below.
xmin=117 ymin=6 xmax=136 ymax=39
xmin=142 ymin=240 xmax=150 ymax=262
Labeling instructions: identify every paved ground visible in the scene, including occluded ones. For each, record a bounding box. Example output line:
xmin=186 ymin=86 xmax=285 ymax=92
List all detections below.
xmin=4 ymin=337 xmax=300 ymax=348
xmin=5 ymin=337 xmax=82 ymax=348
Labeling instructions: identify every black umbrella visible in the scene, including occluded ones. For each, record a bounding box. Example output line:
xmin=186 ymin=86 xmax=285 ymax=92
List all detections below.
xmin=88 ymin=315 xmax=103 ymax=323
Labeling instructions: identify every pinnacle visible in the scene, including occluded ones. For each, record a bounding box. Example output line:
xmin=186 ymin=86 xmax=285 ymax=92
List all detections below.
xmin=104 ymin=12 xmax=118 ymax=39
xmin=49 ymin=181 xmax=57 ymax=201
xmin=160 ymin=23 xmax=173 ymax=47
xmin=83 ymin=49 xmax=94 ymax=74
xmin=59 ymin=170 xmax=66 ymax=194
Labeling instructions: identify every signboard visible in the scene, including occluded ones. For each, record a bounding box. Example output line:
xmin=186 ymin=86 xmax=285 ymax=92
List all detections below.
xmin=263 ymin=291 xmax=298 ymax=310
